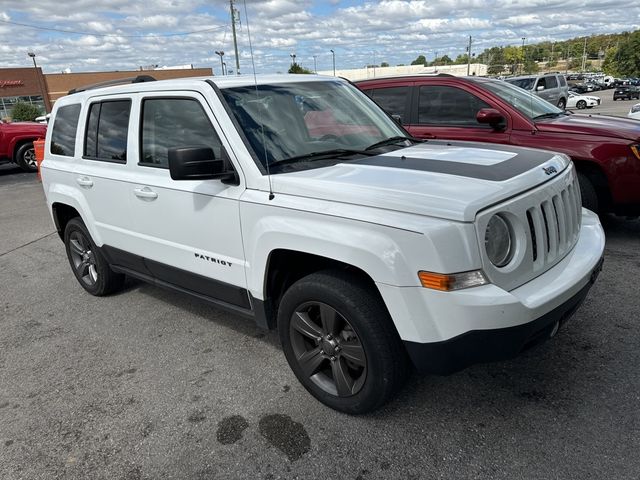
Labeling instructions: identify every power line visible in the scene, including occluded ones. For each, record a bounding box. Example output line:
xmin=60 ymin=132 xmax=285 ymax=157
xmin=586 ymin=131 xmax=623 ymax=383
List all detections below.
xmin=0 ymin=18 xmax=225 ymax=38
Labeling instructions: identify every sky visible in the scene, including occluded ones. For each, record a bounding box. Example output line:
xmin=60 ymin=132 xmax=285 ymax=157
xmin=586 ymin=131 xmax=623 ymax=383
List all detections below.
xmin=1 ymin=0 xmax=639 ymax=75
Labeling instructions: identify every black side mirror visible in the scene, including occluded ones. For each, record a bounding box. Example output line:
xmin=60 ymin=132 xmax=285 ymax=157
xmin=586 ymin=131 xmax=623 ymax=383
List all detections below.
xmin=391 ymin=114 xmax=403 ymax=126
xmin=168 ymin=146 xmax=237 ymax=183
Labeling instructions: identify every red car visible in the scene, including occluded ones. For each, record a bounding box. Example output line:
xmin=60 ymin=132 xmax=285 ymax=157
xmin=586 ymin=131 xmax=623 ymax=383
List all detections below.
xmin=356 ymin=75 xmax=640 ymax=215
xmin=0 ymin=120 xmax=47 ymax=172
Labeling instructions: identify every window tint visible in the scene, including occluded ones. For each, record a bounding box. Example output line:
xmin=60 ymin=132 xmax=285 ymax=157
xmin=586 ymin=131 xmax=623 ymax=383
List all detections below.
xmin=417 ymin=85 xmax=491 ymax=126
xmin=545 ymin=76 xmax=558 ymax=89
xmin=559 ymin=76 xmax=567 ymax=87
xmin=368 ymin=87 xmax=409 ymax=119
xmin=50 ymin=104 xmax=81 ymax=156
xmin=84 ymin=100 xmax=131 ymax=162
xmin=140 ymin=98 xmax=223 ymax=168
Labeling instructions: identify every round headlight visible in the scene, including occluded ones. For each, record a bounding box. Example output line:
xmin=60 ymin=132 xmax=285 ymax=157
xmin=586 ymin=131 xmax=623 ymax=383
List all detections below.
xmin=485 ymin=215 xmax=513 ymax=267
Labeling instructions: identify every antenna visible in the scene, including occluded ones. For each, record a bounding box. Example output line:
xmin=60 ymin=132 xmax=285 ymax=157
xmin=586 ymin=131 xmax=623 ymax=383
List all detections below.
xmin=243 ymin=0 xmax=274 ymax=200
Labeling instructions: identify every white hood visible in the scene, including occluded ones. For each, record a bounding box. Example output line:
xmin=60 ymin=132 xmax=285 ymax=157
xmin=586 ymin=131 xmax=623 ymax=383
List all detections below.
xmin=271 ymin=141 xmax=570 ymax=222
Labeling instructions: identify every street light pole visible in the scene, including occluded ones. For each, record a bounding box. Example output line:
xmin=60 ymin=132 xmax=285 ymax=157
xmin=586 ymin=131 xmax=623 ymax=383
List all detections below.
xmin=290 ymin=53 xmax=296 ymax=66
xmin=521 ymin=37 xmax=526 ymax=75
xmin=330 ymin=49 xmax=336 ymax=76
xmin=466 ymin=36 xmax=472 ymax=76
xmin=215 ymin=50 xmax=225 ymax=75
xmin=313 ymin=55 xmax=317 ymax=73
xmin=27 ymin=52 xmax=48 ymax=113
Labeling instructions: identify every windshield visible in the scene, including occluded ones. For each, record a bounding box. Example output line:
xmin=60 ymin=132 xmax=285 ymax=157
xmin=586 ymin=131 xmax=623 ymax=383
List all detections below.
xmin=505 ymin=77 xmax=535 ymax=90
xmin=221 ymin=80 xmax=406 ymax=173
xmin=480 ymin=79 xmax=563 ymax=120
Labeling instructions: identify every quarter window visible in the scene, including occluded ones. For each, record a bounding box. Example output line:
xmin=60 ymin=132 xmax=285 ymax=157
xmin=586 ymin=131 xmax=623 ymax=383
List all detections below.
xmin=367 ymin=87 xmax=409 ymax=120
xmin=50 ymin=104 xmax=81 ymax=156
xmin=545 ymin=76 xmax=558 ymax=89
xmin=417 ymin=85 xmax=491 ymax=126
xmin=140 ymin=98 xmax=223 ymax=168
xmin=84 ymin=100 xmax=131 ymax=162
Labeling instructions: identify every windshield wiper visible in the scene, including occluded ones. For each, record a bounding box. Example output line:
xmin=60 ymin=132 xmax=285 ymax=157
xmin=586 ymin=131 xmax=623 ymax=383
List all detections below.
xmin=364 ymin=136 xmax=421 ymax=151
xmin=269 ymin=148 xmax=375 ymax=168
xmin=533 ymin=112 xmax=566 ymax=120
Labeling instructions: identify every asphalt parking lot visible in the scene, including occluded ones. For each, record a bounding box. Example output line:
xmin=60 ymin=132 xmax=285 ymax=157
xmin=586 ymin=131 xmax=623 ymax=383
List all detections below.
xmin=566 ymin=86 xmax=637 ymax=116
xmin=1 ymin=166 xmax=639 ymax=480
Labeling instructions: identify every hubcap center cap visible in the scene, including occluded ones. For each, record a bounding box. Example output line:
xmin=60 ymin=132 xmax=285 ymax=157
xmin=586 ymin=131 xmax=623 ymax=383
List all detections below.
xmin=321 ymin=336 xmax=339 ymax=356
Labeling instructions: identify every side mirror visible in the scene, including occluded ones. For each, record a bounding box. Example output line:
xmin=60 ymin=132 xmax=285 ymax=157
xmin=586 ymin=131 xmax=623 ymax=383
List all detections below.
xmin=476 ymin=108 xmax=505 ymax=129
xmin=391 ymin=114 xmax=403 ymax=126
xmin=168 ymin=146 xmax=237 ymax=183
xmin=536 ymin=85 xmax=545 ymax=91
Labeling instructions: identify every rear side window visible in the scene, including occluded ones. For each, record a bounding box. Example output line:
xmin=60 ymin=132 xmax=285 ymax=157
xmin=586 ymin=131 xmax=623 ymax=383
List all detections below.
xmin=140 ymin=98 xmax=223 ymax=168
xmin=50 ymin=104 xmax=81 ymax=156
xmin=367 ymin=87 xmax=409 ymax=120
xmin=84 ymin=100 xmax=131 ymax=162
xmin=558 ymin=76 xmax=567 ymax=87
xmin=417 ymin=85 xmax=491 ymax=126
xmin=545 ymin=76 xmax=558 ymax=89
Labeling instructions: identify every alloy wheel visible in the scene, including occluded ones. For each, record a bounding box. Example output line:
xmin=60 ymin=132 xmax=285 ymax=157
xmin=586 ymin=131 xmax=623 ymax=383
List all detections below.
xmin=23 ymin=148 xmax=37 ymax=168
xmin=289 ymin=301 xmax=367 ymax=397
xmin=69 ymin=231 xmax=98 ymax=286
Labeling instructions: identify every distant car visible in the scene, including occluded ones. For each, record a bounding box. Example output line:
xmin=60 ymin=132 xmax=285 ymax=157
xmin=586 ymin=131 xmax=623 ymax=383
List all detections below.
xmin=35 ymin=113 xmax=51 ymax=124
xmin=567 ymin=92 xmax=600 ymax=109
xmin=629 ymin=104 xmax=640 ymax=120
xmin=505 ymin=73 xmax=569 ymax=109
xmin=613 ymin=86 xmax=640 ymax=101
xmin=0 ymin=120 xmax=47 ymax=172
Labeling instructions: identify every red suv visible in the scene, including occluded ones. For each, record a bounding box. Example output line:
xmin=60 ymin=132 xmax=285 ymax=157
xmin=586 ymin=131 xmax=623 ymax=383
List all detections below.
xmin=356 ymin=75 xmax=640 ymax=215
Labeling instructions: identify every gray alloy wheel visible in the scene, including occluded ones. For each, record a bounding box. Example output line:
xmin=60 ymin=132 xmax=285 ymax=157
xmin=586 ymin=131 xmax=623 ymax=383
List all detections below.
xmin=68 ymin=230 xmax=99 ymax=287
xmin=22 ymin=147 xmax=37 ymax=168
xmin=16 ymin=143 xmax=38 ymax=172
xmin=576 ymin=100 xmax=587 ymax=109
xmin=289 ymin=301 xmax=367 ymax=397
xmin=557 ymin=98 xmax=566 ymax=109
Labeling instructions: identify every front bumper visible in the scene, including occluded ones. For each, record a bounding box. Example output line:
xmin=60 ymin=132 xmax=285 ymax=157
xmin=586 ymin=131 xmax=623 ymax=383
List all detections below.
xmin=376 ymin=209 xmax=605 ymax=373
xmin=404 ymin=256 xmax=602 ymax=375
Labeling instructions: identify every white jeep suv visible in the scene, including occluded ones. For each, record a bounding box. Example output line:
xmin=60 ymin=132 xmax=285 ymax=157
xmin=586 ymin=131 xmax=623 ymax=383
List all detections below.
xmin=41 ymin=74 xmax=605 ymax=414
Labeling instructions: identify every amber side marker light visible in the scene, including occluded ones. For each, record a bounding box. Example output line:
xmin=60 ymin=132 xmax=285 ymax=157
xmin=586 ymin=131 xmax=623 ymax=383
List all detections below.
xmin=418 ymin=270 xmax=488 ymax=291
xmin=631 ymin=144 xmax=640 ymax=161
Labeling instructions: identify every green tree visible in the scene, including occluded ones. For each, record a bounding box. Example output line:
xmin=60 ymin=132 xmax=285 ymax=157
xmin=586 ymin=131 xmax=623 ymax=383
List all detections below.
xmin=288 ymin=63 xmax=313 ymax=74
xmin=10 ymin=102 xmax=42 ymax=122
xmin=605 ymin=31 xmax=640 ymax=76
xmin=454 ymin=54 xmax=469 ymax=64
xmin=411 ymin=55 xmax=427 ymax=66
xmin=380 ymin=61 xmax=389 ymax=67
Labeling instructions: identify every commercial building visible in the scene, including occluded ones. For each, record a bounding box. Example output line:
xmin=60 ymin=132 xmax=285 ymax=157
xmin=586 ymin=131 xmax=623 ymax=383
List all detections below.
xmin=0 ymin=66 xmax=213 ymax=120
xmin=0 ymin=67 xmax=51 ymax=120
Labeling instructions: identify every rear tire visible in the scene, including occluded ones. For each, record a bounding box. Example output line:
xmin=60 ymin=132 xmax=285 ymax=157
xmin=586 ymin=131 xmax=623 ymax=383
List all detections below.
xmin=557 ymin=98 xmax=566 ymax=109
xmin=277 ymin=270 xmax=409 ymax=414
xmin=64 ymin=218 xmax=125 ymax=296
xmin=577 ymin=172 xmax=599 ymax=213
xmin=16 ymin=143 xmax=37 ymax=172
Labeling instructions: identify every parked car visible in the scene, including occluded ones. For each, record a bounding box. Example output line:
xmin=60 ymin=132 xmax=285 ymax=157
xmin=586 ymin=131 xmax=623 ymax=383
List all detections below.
xmin=613 ymin=85 xmax=640 ymax=101
xmin=505 ymin=73 xmax=569 ymax=109
xmin=567 ymin=91 xmax=600 ymax=109
xmin=0 ymin=119 xmax=47 ymax=172
xmin=356 ymin=74 xmax=640 ymax=214
xmin=629 ymin=103 xmax=640 ymax=120
xmin=41 ymin=74 xmax=605 ymax=414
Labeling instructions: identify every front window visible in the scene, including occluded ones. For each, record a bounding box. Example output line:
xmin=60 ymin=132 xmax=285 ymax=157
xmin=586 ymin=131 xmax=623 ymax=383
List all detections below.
xmin=478 ymin=79 xmax=564 ymax=120
xmin=506 ymin=77 xmax=535 ymax=90
xmin=221 ymin=81 xmax=406 ymax=173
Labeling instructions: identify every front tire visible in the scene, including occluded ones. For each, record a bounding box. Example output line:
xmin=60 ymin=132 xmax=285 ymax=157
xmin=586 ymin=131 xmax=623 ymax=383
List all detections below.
xmin=576 ymin=100 xmax=587 ymax=109
xmin=557 ymin=98 xmax=566 ymax=109
xmin=64 ymin=218 xmax=125 ymax=296
xmin=16 ymin=142 xmax=37 ymax=172
xmin=278 ymin=270 xmax=409 ymax=414
xmin=577 ymin=172 xmax=599 ymax=213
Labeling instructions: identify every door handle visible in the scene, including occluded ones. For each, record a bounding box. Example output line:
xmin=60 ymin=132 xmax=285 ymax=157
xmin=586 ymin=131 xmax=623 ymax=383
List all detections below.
xmin=134 ymin=186 xmax=158 ymax=200
xmin=76 ymin=176 xmax=93 ymax=188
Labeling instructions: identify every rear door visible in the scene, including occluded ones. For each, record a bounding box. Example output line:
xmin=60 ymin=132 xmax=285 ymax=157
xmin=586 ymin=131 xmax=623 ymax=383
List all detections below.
xmin=406 ymin=84 xmax=511 ymax=144
xmin=361 ymin=83 xmax=413 ymax=125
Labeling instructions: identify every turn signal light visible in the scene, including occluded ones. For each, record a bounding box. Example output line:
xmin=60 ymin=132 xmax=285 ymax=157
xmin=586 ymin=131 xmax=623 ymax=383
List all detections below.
xmin=631 ymin=144 xmax=640 ymax=161
xmin=418 ymin=270 xmax=488 ymax=291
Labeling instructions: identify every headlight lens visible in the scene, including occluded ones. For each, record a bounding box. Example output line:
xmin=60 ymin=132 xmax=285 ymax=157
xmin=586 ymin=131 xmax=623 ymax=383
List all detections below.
xmin=485 ymin=214 xmax=513 ymax=267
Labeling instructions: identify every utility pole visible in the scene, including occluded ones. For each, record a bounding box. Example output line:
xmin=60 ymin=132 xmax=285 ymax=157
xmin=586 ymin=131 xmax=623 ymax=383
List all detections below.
xmin=521 ymin=37 xmax=526 ymax=74
xmin=313 ymin=55 xmax=317 ymax=73
xmin=330 ymin=49 xmax=336 ymax=76
xmin=466 ymin=36 xmax=472 ymax=76
xmin=566 ymin=44 xmax=570 ymax=74
xmin=229 ymin=0 xmax=240 ymax=75
xmin=581 ymin=36 xmax=587 ymax=72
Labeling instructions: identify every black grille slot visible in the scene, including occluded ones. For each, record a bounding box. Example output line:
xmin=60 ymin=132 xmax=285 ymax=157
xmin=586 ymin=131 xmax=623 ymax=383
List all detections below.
xmin=526 ymin=210 xmax=537 ymax=262
xmin=541 ymin=205 xmax=551 ymax=253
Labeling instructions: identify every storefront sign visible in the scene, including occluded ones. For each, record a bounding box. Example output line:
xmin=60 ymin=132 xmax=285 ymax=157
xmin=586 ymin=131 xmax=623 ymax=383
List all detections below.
xmin=0 ymin=80 xmax=24 ymax=88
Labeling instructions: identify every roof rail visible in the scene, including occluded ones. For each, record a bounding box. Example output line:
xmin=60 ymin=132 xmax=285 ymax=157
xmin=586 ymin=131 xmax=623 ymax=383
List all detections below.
xmin=68 ymin=75 xmax=157 ymax=95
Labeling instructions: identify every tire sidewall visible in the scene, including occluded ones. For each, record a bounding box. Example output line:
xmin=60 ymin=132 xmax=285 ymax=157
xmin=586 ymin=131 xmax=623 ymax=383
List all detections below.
xmin=64 ymin=218 xmax=110 ymax=295
xmin=17 ymin=143 xmax=37 ymax=172
xmin=577 ymin=172 xmax=599 ymax=213
xmin=278 ymin=275 xmax=397 ymax=413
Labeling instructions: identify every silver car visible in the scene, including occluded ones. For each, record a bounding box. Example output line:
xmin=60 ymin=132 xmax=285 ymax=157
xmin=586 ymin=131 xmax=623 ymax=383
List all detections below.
xmin=506 ymin=73 xmax=569 ymax=109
